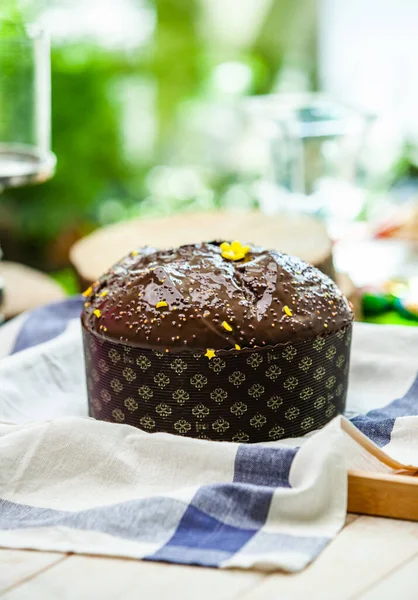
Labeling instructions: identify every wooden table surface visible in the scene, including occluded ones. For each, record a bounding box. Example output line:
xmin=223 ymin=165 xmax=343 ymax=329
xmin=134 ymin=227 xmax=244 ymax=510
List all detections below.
xmin=1 ymin=514 xmax=417 ymax=600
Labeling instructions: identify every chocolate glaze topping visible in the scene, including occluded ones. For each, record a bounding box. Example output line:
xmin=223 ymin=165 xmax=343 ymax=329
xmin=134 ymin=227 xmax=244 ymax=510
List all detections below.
xmin=82 ymin=242 xmax=353 ymax=350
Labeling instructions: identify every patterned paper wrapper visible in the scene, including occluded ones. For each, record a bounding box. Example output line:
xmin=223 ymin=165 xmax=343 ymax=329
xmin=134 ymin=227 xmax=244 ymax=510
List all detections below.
xmin=82 ymin=323 xmax=352 ymax=443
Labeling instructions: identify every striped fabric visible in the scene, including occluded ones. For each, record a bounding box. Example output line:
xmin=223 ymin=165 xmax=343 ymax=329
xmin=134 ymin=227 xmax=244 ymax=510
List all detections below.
xmin=0 ymin=298 xmax=417 ymax=572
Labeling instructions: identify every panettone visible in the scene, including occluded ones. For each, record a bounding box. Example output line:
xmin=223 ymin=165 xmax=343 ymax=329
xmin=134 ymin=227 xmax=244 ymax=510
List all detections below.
xmin=82 ymin=241 xmax=353 ymax=442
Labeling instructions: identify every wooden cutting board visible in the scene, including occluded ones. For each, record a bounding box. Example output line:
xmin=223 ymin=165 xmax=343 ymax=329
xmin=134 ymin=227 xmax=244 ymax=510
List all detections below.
xmin=343 ymin=420 xmax=418 ymax=521
xmin=348 ymin=470 xmax=418 ymax=521
xmin=0 ymin=261 xmax=65 ymax=319
xmin=69 ymin=211 xmax=336 ymax=288
xmin=69 ymin=211 xmax=360 ymax=314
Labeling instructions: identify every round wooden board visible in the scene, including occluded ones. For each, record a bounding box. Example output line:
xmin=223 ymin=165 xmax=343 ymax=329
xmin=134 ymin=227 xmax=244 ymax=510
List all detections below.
xmin=0 ymin=261 xmax=65 ymax=319
xmin=70 ymin=211 xmax=335 ymax=289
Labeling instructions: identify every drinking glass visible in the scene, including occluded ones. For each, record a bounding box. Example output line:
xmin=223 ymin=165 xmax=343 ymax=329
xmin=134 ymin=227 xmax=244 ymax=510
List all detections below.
xmin=0 ymin=20 xmax=56 ymax=315
xmin=244 ymin=93 xmax=373 ymax=235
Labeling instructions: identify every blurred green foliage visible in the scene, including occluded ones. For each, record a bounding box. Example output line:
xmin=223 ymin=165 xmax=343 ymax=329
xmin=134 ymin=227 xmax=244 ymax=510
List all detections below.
xmin=6 ymin=46 xmax=136 ymax=235
xmin=0 ymin=0 xmax=318 ymax=270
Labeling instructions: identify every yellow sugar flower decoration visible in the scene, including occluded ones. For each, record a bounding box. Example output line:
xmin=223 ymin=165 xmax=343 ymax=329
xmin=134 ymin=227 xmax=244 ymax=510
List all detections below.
xmin=220 ymin=240 xmax=250 ymax=261
xmin=205 ymin=349 xmax=216 ymax=360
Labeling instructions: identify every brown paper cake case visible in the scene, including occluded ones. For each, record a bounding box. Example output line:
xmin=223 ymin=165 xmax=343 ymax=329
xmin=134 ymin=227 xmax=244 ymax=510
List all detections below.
xmin=83 ymin=323 xmax=352 ymax=443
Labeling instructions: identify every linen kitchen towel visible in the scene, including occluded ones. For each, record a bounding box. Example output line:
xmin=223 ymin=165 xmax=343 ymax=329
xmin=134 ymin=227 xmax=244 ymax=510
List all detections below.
xmin=0 ymin=298 xmax=417 ymax=572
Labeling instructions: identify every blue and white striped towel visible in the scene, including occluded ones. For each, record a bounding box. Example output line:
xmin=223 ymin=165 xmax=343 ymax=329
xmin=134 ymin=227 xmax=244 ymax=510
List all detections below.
xmin=0 ymin=297 xmax=417 ymax=572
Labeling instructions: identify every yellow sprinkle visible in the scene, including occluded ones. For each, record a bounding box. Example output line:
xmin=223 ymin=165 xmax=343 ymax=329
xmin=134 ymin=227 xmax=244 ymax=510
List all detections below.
xmin=131 ymin=250 xmax=138 ymax=256
xmin=205 ymin=349 xmax=216 ymax=360
xmin=222 ymin=321 xmax=233 ymax=332
xmin=283 ymin=305 xmax=293 ymax=317
xmin=235 ymin=344 xmax=241 ymax=350
xmin=94 ymin=309 xmax=101 ymax=318
xmin=82 ymin=286 xmax=93 ymax=297
xmin=324 ymin=323 xmax=328 ymax=328
xmin=156 ymin=301 xmax=168 ymax=308
xmin=100 ymin=290 xmax=108 ymax=297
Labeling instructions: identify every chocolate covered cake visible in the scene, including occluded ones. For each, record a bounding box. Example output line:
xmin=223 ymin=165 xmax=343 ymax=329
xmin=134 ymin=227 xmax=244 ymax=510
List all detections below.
xmin=82 ymin=241 xmax=353 ymax=442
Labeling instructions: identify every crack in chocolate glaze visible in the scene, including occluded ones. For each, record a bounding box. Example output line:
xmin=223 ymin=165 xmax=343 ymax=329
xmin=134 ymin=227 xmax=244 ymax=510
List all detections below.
xmin=82 ymin=242 xmax=353 ymax=350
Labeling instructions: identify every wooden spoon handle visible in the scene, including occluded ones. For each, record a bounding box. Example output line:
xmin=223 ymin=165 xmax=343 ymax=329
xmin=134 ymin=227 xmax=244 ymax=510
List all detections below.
xmin=341 ymin=417 xmax=418 ymax=472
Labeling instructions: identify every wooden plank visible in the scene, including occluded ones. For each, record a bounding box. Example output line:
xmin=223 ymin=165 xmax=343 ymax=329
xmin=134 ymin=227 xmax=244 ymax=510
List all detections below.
xmin=356 ymin=553 xmax=418 ymax=600
xmin=0 ymin=516 xmax=357 ymax=599
xmin=0 ymin=549 xmax=67 ymax=595
xmin=1 ymin=554 xmax=264 ymax=600
xmin=348 ymin=470 xmax=418 ymax=521
xmin=241 ymin=516 xmax=418 ymax=600
xmin=344 ymin=513 xmax=359 ymax=527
